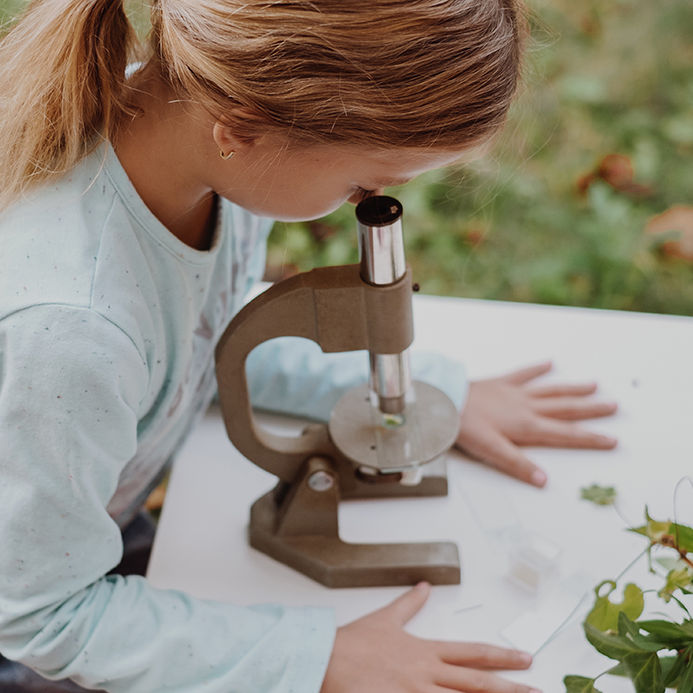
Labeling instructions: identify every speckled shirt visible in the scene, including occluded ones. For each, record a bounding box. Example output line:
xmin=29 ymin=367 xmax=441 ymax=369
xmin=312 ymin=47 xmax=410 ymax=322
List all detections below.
xmin=0 ymin=144 xmax=338 ymax=692
xmin=0 ymin=144 xmax=468 ymax=692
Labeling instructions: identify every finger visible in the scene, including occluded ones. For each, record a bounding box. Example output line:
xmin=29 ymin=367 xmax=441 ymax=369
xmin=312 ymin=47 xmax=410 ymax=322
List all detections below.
xmin=457 ymin=424 xmax=547 ymax=488
xmin=503 ymin=361 xmax=552 ymax=385
xmin=435 ymin=664 xmax=541 ymax=693
xmin=428 ymin=686 xmax=538 ymax=693
xmin=434 ymin=641 xmax=532 ymax=670
xmin=426 ymin=687 xmax=537 ymax=693
xmin=523 ymin=417 xmax=617 ymax=449
xmin=374 ymin=581 xmax=430 ymax=626
xmin=527 ymin=382 xmax=598 ymax=398
xmin=531 ymin=397 xmax=618 ymax=421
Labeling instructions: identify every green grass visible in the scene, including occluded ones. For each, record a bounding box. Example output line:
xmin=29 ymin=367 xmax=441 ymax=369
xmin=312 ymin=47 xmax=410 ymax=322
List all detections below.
xmin=3 ymin=0 xmax=692 ymax=314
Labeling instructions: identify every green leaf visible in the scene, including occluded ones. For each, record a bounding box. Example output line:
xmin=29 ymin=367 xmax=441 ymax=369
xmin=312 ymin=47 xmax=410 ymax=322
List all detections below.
xmin=580 ymin=484 xmax=617 ymax=506
xmin=670 ymin=522 xmax=693 ymax=554
xmin=677 ymin=647 xmax=693 ymax=693
xmin=563 ymin=675 xmax=603 ymax=692
xmin=637 ymin=618 xmax=693 ymax=645
xmin=607 ymin=661 xmax=628 ymax=676
xmin=584 ymin=622 xmax=647 ymax=660
xmin=661 ymin=653 xmax=686 ymax=687
xmin=622 ymin=651 xmax=665 ymax=693
xmin=585 ymin=581 xmax=644 ymax=632
xmin=658 ymin=567 xmax=693 ymax=603
xmin=617 ymin=653 xmax=693 ymax=687
xmin=629 ymin=511 xmax=693 ymax=554
xmin=629 ymin=507 xmax=671 ymax=543
xmin=617 ymin=612 xmax=668 ymax=651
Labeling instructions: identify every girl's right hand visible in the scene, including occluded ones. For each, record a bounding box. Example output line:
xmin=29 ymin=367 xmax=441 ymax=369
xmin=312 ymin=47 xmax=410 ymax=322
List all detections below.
xmin=320 ymin=582 xmax=541 ymax=693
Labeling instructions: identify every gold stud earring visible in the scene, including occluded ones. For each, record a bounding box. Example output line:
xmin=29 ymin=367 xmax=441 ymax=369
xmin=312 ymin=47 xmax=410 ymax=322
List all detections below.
xmin=219 ymin=149 xmax=235 ymax=160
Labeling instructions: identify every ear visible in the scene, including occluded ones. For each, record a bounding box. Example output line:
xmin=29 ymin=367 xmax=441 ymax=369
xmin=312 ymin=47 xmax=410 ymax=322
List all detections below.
xmin=212 ymin=108 xmax=271 ymax=155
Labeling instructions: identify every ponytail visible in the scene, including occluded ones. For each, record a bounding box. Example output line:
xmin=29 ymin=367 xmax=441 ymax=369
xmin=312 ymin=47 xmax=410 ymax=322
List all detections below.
xmin=0 ymin=0 xmax=525 ymax=211
xmin=0 ymin=0 xmax=139 ymax=211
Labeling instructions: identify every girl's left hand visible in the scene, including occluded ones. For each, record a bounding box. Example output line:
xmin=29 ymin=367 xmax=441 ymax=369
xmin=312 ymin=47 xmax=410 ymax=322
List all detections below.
xmin=455 ymin=361 xmax=618 ymax=488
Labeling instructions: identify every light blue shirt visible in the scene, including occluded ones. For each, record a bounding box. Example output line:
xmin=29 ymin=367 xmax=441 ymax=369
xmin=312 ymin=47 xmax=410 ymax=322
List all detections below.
xmin=0 ymin=144 xmax=467 ymax=691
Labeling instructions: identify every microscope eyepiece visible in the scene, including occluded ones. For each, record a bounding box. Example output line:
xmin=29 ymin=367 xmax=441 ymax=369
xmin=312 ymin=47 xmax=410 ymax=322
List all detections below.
xmin=355 ymin=195 xmax=403 ymax=226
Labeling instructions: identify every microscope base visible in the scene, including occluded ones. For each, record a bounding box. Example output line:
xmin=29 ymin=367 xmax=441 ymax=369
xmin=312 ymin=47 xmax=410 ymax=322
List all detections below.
xmin=247 ymin=457 xmax=461 ymax=588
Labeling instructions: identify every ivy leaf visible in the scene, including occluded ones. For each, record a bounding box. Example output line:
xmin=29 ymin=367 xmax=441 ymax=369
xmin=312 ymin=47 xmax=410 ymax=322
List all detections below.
xmin=658 ymin=567 xmax=693 ymax=602
xmin=563 ymin=675 xmax=604 ymax=692
xmin=637 ymin=618 xmax=693 ymax=644
xmin=584 ymin=622 xmax=648 ymax=660
xmin=676 ymin=647 xmax=693 ymax=693
xmin=662 ymin=653 xmax=687 ymax=687
xmin=581 ymin=484 xmax=617 ymax=506
xmin=622 ymin=651 xmax=665 ymax=693
xmin=645 ymin=206 xmax=693 ymax=261
xmin=585 ymin=581 xmax=644 ymax=632
xmin=630 ymin=510 xmax=693 ymax=553
xmin=620 ymin=653 xmax=693 ymax=688
xmin=617 ymin=612 xmax=668 ymax=651
xmin=607 ymin=661 xmax=628 ymax=676
xmin=573 ymin=508 xmax=693 ymax=693
xmin=629 ymin=507 xmax=672 ymax=543
xmin=670 ymin=522 xmax=693 ymax=554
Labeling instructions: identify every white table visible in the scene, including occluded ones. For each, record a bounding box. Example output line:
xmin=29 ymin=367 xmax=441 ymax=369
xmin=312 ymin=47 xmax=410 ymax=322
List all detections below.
xmin=147 ymin=295 xmax=693 ymax=692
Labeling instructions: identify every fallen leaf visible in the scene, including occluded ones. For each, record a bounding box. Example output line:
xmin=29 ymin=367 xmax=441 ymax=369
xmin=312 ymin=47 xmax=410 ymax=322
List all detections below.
xmin=577 ymin=153 xmax=653 ymax=197
xmin=645 ymin=205 xmax=693 ymax=261
xmin=464 ymin=228 xmax=486 ymax=246
xmin=598 ymin=154 xmax=634 ymax=189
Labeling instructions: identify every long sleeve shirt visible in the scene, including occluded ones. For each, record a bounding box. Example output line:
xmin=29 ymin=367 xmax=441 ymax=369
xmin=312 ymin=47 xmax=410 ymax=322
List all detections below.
xmin=0 ymin=143 xmax=467 ymax=692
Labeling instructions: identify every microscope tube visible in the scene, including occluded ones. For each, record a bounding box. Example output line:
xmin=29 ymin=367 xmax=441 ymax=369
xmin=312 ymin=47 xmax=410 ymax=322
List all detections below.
xmin=356 ymin=196 xmax=411 ymax=415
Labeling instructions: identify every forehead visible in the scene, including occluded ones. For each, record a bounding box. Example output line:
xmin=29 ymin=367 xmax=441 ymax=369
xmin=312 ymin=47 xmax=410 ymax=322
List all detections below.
xmin=336 ymin=142 xmax=478 ymax=181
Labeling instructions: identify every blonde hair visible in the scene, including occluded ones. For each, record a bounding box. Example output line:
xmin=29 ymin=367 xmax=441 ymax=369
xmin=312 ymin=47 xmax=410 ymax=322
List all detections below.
xmin=0 ymin=0 xmax=525 ymax=211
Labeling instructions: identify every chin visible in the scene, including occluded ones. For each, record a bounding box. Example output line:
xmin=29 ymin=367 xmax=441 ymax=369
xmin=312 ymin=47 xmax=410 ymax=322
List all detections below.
xmin=270 ymin=210 xmax=337 ymax=222
xmin=216 ymin=189 xmax=348 ymax=221
xmin=233 ymin=200 xmax=345 ymax=223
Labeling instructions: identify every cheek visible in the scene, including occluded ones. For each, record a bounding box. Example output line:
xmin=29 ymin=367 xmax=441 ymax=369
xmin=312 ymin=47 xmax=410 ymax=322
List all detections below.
xmin=214 ymin=151 xmax=355 ymax=221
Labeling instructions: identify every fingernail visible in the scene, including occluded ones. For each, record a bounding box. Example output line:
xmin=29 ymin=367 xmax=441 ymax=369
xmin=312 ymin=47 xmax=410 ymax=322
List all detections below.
xmin=517 ymin=651 xmax=532 ymax=665
xmin=415 ymin=581 xmax=430 ymax=591
xmin=530 ymin=469 xmax=547 ymax=487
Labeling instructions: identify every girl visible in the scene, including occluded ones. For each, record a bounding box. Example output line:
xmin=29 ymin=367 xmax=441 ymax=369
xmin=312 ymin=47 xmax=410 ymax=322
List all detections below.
xmin=0 ymin=1 xmax=618 ymax=691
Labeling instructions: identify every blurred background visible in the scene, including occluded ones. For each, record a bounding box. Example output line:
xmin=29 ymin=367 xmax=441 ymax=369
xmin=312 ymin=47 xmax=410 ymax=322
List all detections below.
xmin=2 ymin=0 xmax=692 ymax=314
xmin=266 ymin=0 xmax=693 ymax=315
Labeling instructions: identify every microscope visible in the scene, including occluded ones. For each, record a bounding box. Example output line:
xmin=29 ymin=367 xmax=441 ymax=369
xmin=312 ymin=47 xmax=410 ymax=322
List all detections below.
xmin=215 ymin=196 xmax=461 ymax=587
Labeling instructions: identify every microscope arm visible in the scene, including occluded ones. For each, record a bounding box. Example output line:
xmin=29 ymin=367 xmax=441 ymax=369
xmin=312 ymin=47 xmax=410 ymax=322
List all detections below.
xmin=214 ymin=264 xmax=413 ymax=483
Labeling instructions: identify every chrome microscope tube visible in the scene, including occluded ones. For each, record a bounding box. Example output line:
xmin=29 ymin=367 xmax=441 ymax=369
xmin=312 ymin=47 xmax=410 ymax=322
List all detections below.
xmin=356 ymin=196 xmax=411 ymax=415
